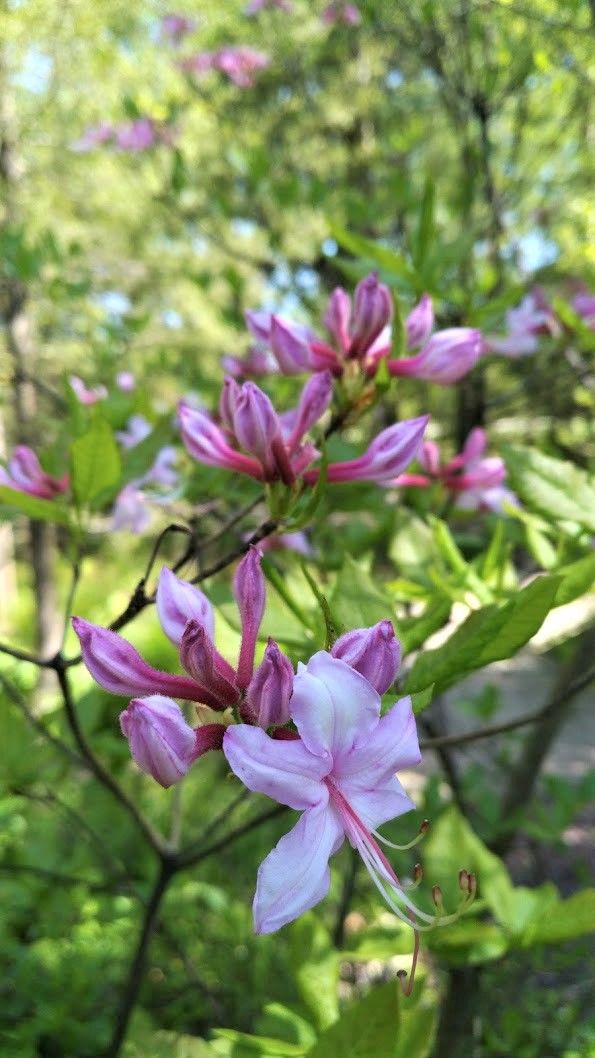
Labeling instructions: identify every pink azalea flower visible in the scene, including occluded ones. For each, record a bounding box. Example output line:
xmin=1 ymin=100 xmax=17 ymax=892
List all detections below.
xmin=485 ymin=292 xmax=555 ymax=358
xmin=160 ymin=14 xmax=196 ymax=43
xmin=72 ymin=121 xmax=115 ymax=152
xmin=388 ymin=328 xmax=483 ymax=384
xmin=115 ymin=119 xmax=157 ymax=152
xmin=214 ymin=47 xmax=270 ymax=87
xmin=393 ymin=428 xmax=519 ymax=513
xmin=321 ymin=2 xmax=361 ymax=26
xmin=0 ymin=446 xmax=69 ymax=500
xmin=223 ymin=651 xmax=426 ymax=935
xmin=69 ymin=375 xmax=108 ymax=405
xmin=116 ymin=371 xmax=136 ymax=392
xmin=245 ymin=0 xmax=293 ymax=13
xmin=572 ymin=291 xmax=595 ymax=330
xmin=112 ymin=484 xmax=152 ymax=533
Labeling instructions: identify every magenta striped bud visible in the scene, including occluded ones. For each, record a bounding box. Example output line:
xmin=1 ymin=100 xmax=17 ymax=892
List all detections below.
xmin=349 ymin=274 xmax=393 ymax=359
xmin=406 ymin=294 xmax=434 ymax=349
xmin=72 ymin=617 xmax=214 ymax=703
xmin=243 ymin=638 xmax=294 ymax=727
xmin=179 ymin=403 xmax=263 ymax=479
xmin=231 ymin=382 xmax=284 ymax=478
xmin=389 ymin=328 xmax=482 ymax=384
xmin=310 ymin=415 xmax=428 ymax=485
xmin=331 ymin=620 xmax=401 ymax=695
xmin=179 ymin=620 xmax=239 ymax=708
xmin=234 ymin=547 xmax=266 ymax=689
xmin=323 ymin=287 xmax=352 ymax=353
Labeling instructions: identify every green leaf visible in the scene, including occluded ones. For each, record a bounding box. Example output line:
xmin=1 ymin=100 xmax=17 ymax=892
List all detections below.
xmin=397 ymin=599 xmax=452 ymax=654
xmin=289 ymin=915 xmax=339 ymax=1032
xmin=70 ymin=417 xmax=121 ymax=509
xmin=427 ymin=919 xmax=509 ymax=965
xmin=405 ymin=576 xmax=559 ymax=694
xmin=331 ymin=556 xmax=395 ymax=631
xmin=329 ymin=223 xmax=415 ymax=283
xmin=395 ymin=995 xmax=438 ymax=1058
xmin=411 ymin=177 xmax=435 ymax=271
xmin=519 ymin=888 xmax=595 ymax=946
xmin=555 ymin=552 xmax=595 ymax=606
xmin=410 ymin=685 xmax=434 ymax=715
xmin=503 ymin=445 xmax=595 ymax=533
xmin=306 ymin=980 xmax=400 ymax=1058
xmin=0 ymin=485 xmax=71 ymax=526
xmin=212 ymin=1030 xmax=306 ymax=1056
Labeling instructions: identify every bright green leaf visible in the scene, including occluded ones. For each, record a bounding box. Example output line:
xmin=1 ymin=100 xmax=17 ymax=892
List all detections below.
xmin=306 ymin=980 xmax=400 ymax=1058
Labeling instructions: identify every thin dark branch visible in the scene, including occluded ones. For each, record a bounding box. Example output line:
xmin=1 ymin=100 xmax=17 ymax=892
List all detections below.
xmin=174 ymin=802 xmax=287 ymax=872
xmin=420 ymin=664 xmax=595 ymax=750
xmin=54 ymin=656 xmax=166 ymax=855
xmin=0 ymin=670 xmax=84 ymax=767
xmin=0 ymin=640 xmax=50 ymax=666
xmin=333 ymin=847 xmax=359 ymax=949
xmin=0 ymin=862 xmax=131 ymax=893
xmin=176 ymin=785 xmax=250 ymax=865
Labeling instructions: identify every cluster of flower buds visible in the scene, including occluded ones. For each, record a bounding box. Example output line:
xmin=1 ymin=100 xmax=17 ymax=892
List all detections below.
xmin=178 ymin=47 xmax=270 ymax=87
xmin=179 ymin=372 xmax=428 ymax=489
xmin=394 ymin=427 xmax=518 ymax=514
xmin=0 ymin=446 xmax=69 ymax=500
xmin=241 ymin=276 xmax=482 ymax=385
xmin=321 ymin=2 xmax=361 ymax=25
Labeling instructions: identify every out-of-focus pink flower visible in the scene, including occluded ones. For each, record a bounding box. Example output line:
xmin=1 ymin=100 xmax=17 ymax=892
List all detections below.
xmin=115 ymin=119 xmax=157 ymax=152
xmin=305 ymin=415 xmax=429 ymax=486
xmin=160 ymin=13 xmax=196 ymax=43
xmin=245 ymin=0 xmax=292 ymax=13
xmin=180 ymin=47 xmax=270 ymax=87
xmin=321 ymin=2 xmax=361 ymax=25
xmin=258 ymin=531 xmax=312 ymax=556
xmin=72 ymin=122 xmax=115 ymax=151
xmin=388 ymin=328 xmax=483 ymax=384
xmin=222 ymin=346 xmax=279 ymax=378
xmin=485 ymin=293 xmax=555 ymax=357
xmin=406 ymin=294 xmax=434 ymax=349
xmin=0 ymin=446 xmax=69 ymax=500
xmin=116 ymin=371 xmax=136 ymax=392
xmin=112 ymin=484 xmax=151 ymax=533
xmin=69 ymin=375 xmax=108 ymax=405
xmin=222 ymin=651 xmax=423 ymax=934
xmin=180 ymin=373 xmax=333 ymax=486
xmin=116 ymin=415 xmax=152 ymax=449
xmin=331 ymin=620 xmax=401 ymax=695
xmin=573 ymin=291 xmax=595 ymax=330
xmin=392 ymin=427 xmax=518 ymax=514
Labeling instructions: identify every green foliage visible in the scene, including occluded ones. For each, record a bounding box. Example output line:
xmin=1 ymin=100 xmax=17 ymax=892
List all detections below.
xmin=70 ymin=416 xmax=121 ymax=510
xmin=0 ymin=485 xmax=71 ymax=526
xmin=503 ymin=446 xmax=595 ymax=533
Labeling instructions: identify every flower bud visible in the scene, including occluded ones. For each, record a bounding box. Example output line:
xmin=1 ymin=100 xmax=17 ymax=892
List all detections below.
xmin=179 ymin=403 xmax=263 ymax=479
xmin=72 ymin=617 xmax=208 ymax=702
xmin=319 ymin=415 xmax=429 ymax=485
xmin=112 ymin=485 xmax=151 ymax=534
xmin=1 ymin=446 xmax=69 ymax=499
xmin=156 ymin=568 xmax=214 ymax=646
xmin=284 ymin=371 xmax=333 ymax=451
xmin=179 ymin=620 xmax=239 ymax=708
xmin=406 ymin=293 xmax=434 ymax=349
xmin=349 ymin=274 xmax=393 ymax=359
xmin=323 ymin=287 xmax=352 ymax=353
xmin=234 ymin=547 xmax=266 ymax=689
xmin=270 ymin=316 xmax=315 ymax=374
xmin=232 ymin=382 xmax=283 ymax=478
xmin=331 ymin=620 xmax=401 ymax=695
xmin=243 ymin=638 xmax=294 ymax=727
xmin=120 ymin=695 xmax=197 ymax=787
xmin=219 ymin=376 xmax=241 ymax=432
xmin=389 ymin=328 xmax=482 ymax=384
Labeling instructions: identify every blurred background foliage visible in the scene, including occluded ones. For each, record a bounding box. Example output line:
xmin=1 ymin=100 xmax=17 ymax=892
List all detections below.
xmin=1 ymin=1 xmax=594 ymax=1056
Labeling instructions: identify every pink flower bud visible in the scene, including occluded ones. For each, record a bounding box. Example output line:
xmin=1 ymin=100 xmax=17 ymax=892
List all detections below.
xmin=243 ymin=638 xmax=293 ymax=727
xmin=331 ymin=621 xmax=401 ymax=695
xmin=179 ymin=620 xmax=239 ymax=708
xmin=315 ymin=415 xmax=429 ymax=485
xmin=112 ymin=485 xmax=151 ymax=534
xmin=179 ymin=403 xmax=263 ymax=479
xmin=115 ymin=119 xmax=156 ymax=152
xmin=232 ymin=382 xmax=283 ymax=477
xmin=420 ymin=440 xmax=441 ymax=476
xmin=120 ymin=695 xmax=197 ymax=787
xmin=349 ymin=274 xmax=393 ymax=359
xmin=245 ymin=309 xmax=273 ymax=343
xmin=234 ymin=547 xmax=266 ymax=689
xmin=284 ymin=371 xmax=333 ymax=451
xmin=116 ymin=371 xmax=135 ymax=392
xmin=323 ymin=287 xmax=352 ymax=353
xmin=219 ymin=376 xmax=241 ymax=432
xmin=389 ymin=328 xmax=482 ymax=384
xmin=161 ymin=14 xmax=196 ymax=42
xmin=406 ymin=294 xmax=434 ymax=349
xmin=270 ymin=316 xmax=315 ymax=374
xmin=72 ymin=617 xmax=211 ymax=703
xmin=1 ymin=446 xmax=69 ymax=499
xmin=69 ymin=375 xmax=108 ymax=405
xmin=156 ymin=568 xmax=214 ymax=646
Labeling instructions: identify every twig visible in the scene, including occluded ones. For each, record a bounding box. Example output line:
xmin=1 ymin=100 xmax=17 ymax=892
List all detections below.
xmin=174 ymin=802 xmax=287 ymax=872
xmin=176 ymin=784 xmax=250 ymax=865
xmin=54 ymin=656 xmax=166 ymax=856
xmin=0 ymin=640 xmax=50 ymax=666
xmin=0 ymin=670 xmax=84 ymax=767
xmin=333 ymin=847 xmax=359 ymax=949
xmin=0 ymin=862 xmax=132 ymax=893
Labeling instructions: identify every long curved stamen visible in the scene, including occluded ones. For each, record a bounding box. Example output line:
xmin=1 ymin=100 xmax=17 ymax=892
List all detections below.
xmin=372 ymin=819 xmax=429 ymax=852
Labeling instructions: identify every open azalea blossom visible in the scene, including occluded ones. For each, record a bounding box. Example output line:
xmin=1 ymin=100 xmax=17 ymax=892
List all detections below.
xmin=180 ymin=373 xmax=428 ymax=488
xmin=393 ymin=428 xmax=518 ymax=513
xmin=179 ymin=47 xmax=270 ymax=87
xmin=0 ymin=446 xmax=69 ymax=500
xmin=223 ymin=651 xmax=474 ymax=965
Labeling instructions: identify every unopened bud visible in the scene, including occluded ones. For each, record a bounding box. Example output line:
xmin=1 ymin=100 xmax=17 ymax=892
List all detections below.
xmin=431 ymin=885 xmax=444 ymax=909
